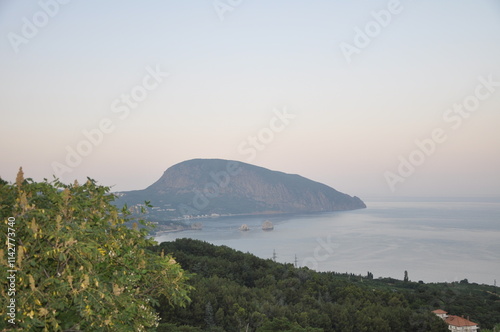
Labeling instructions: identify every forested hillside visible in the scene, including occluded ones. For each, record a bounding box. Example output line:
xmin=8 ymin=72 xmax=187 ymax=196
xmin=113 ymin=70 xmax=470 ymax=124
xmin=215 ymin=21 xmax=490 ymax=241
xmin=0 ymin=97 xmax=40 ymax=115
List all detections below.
xmin=149 ymin=238 xmax=498 ymax=331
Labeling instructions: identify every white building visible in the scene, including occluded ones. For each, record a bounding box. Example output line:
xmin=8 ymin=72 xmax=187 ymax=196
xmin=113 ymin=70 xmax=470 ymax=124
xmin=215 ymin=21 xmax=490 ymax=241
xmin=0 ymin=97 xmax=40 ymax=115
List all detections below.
xmin=433 ymin=309 xmax=479 ymax=332
xmin=445 ymin=315 xmax=479 ymax=332
xmin=432 ymin=309 xmax=448 ymax=320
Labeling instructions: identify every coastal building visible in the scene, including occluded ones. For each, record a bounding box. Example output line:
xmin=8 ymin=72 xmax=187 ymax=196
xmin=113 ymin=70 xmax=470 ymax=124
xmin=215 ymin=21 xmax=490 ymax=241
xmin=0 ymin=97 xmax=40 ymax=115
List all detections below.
xmin=445 ymin=316 xmax=479 ymax=331
xmin=432 ymin=309 xmax=448 ymax=320
xmin=433 ymin=309 xmax=479 ymax=331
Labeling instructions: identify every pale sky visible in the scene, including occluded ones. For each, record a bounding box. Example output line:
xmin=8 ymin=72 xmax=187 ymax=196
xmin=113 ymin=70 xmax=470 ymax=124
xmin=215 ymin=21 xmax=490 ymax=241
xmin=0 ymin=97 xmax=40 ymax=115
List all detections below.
xmin=1 ymin=0 xmax=499 ymax=198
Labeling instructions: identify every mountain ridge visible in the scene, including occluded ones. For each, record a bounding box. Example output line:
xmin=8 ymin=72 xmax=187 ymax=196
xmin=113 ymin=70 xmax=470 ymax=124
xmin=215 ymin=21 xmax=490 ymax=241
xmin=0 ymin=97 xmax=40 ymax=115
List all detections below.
xmin=115 ymin=159 xmax=366 ymax=219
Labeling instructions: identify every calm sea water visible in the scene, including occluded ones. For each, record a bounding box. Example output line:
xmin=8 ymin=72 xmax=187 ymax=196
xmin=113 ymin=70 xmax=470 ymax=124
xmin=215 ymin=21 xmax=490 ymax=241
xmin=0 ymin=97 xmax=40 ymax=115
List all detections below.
xmin=155 ymin=197 xmax=500 ymax=285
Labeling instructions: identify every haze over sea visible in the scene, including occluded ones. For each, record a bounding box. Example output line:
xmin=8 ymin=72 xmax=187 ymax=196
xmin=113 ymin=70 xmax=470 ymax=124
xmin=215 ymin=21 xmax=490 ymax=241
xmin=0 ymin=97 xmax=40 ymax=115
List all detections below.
xmin=156 ymin=197 xmax=500 ymax=286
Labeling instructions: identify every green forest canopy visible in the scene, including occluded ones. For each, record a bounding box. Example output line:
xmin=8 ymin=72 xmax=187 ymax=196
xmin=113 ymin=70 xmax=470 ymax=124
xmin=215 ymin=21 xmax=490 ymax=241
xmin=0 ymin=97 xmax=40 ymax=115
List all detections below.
xmin=153 ymin=238 xmax=500 ymax=331
xmin=0 ymin=170 xmax=191 ymax=331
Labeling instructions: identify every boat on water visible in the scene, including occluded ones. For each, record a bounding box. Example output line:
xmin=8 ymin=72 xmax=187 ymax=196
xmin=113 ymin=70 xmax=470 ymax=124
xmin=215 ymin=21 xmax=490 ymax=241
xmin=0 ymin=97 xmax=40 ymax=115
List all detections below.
xmin=262 ymin=220 xmax=274 ymax=231
xmin=239 ymin=224 xmax=250 ymax=231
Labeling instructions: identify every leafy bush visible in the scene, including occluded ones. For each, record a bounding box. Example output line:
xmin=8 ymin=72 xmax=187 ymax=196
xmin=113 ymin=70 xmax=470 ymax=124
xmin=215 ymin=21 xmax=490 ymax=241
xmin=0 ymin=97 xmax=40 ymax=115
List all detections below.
xmin=0 ymin=169 xmax=191 ymax=331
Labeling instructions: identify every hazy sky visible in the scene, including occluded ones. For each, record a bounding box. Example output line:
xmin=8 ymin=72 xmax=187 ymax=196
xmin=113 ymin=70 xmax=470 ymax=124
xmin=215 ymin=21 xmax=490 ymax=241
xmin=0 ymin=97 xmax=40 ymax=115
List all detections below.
xmin=1 ymin=0 xmax=499 ymax=197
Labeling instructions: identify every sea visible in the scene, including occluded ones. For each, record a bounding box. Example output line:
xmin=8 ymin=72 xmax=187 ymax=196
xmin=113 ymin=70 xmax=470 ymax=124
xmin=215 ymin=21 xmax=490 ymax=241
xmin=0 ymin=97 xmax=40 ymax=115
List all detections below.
xmin=155 ymin=197 xmax=500 ymax=286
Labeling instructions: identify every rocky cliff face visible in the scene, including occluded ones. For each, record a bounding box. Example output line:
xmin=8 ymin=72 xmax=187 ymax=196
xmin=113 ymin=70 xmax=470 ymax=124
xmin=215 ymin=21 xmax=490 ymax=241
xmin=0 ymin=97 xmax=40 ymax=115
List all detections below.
xmin=116 ymin=159 xmax=366 ymax=218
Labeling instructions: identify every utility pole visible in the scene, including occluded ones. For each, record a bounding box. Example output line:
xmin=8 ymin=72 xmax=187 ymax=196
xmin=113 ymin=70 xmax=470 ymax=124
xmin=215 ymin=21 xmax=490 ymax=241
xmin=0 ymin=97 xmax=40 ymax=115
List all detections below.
xmin=272 ymin=249 xmax=277 ymax=261
xmin=294 ymin=254 xmax=298 ymax=268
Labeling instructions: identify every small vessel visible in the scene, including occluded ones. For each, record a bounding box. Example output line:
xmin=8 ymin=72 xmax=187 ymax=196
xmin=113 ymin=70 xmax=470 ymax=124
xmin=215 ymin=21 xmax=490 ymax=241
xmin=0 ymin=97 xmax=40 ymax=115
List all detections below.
xmin=262 ymin=220 xmax=274 ymax=231
xmin=239 ymin=224 xmax=250 ymax=231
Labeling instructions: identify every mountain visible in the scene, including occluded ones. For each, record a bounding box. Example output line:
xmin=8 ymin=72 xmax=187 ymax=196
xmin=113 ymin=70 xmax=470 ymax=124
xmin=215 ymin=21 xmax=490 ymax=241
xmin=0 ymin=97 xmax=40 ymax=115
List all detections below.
xmin=115 ymin=159 xmax=366 ymax=219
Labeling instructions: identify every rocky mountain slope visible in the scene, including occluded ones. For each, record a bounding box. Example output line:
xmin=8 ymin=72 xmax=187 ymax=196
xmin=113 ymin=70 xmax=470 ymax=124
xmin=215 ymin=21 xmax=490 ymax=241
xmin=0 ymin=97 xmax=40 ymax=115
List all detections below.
xmin=115 ymin=159 xmax=366 ymax=219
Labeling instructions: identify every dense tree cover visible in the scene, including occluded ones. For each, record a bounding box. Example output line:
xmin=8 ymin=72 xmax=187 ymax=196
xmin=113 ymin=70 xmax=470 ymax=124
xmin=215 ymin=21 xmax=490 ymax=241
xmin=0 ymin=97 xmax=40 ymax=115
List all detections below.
xmin=361 ymin=275 xmax=500 ymax=329
xmin=152 ymin=239 xmax=449 ymax=332
xmin=396 ymin=279 xmax=500 ymax=330
xmin=482 ymin=323 xmax=500 ymax=332
xmin=0 ymin=170 xmax=191 ymax=331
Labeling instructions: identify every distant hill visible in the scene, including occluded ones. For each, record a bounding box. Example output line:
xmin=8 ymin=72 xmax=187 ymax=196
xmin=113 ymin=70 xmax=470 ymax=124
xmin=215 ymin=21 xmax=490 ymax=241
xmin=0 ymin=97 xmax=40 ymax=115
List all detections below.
xmin=114 ymin=159 xmax=366 ymax=219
